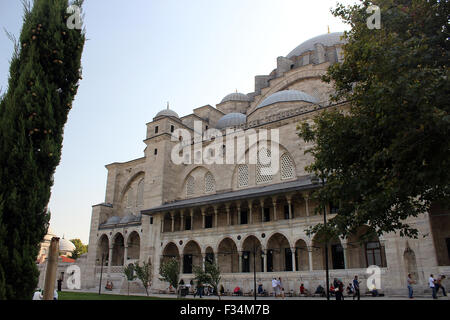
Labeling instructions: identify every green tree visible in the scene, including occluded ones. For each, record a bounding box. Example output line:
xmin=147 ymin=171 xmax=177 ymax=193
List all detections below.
xmin=134 ymin=261 xmax=153 ymax=296
xmin=69 ymin=238 xmax=87 ymax=260
xmin=123 ymin=264 xmax=136 ymax=296
xmin=193 ymin=261 xmax=221 ymax=299
xmin=298 ymin=0 xmax=449 ymax=239
xmin=0 ymin=0 xmax=85 ymax=299
xmin=159 ymin=258 xmax=179 ymax=292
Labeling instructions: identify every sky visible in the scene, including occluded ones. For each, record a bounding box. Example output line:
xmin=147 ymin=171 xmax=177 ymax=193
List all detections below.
xmin=0 ymin=0 xmax=355 ymax=243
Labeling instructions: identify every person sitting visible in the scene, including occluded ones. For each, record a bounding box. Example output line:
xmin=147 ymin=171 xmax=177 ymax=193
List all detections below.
xmin=105 ymin=280 xmax=113 ymax=291
xmin=233 ymin=286 xmax=242 ymax=296
xmin=346 ymin=283 xmax=354 ymax=295
xmin=314 ymin=284 xmax=325 ymax=297
xmin=369 ymin=285 xmax=379 ymax=297
xmin=220 ymin=285 xmax=225 ymax=296
xmin=300 ymin=283 xmax=309 ymax=295
xmin=329 ymin=285 xmax=335 ymax=296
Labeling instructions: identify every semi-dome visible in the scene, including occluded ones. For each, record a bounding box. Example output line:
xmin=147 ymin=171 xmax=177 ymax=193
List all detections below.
xmin=119 ymin=214 xmax=141 ymax=224
xmin=104 ymin=216 xmax=121 ymax=225
xmin=220 ymin=92 xmax=250 ymax=103
xmin=286 ymin=32 xmax=345 ymax=59
xmin=256 ymin=90 xmax=318 ymax=109
xmin=59 ymin=238 xmax=76 ymax=253
xmin=216 ymin=112 xmax=247 ymax=129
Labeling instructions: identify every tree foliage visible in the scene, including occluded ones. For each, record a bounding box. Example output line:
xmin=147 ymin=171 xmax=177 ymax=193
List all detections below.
xmin=193 ymin=261 xmax=221 ymax=299
xmin=134 ymin=261 xmax=153 ymax=296
xmin=69 ymin=238 xmax=87 ymax=260
xmin=298 ymin=0 xmax=449 ymax=238
xmin=0 ymin=0 xmax=85 ymax=299
xmin=159 ymin=258 xmax=180 ymax=290
xmin=123 ymin=264 xmax=136 ymax=296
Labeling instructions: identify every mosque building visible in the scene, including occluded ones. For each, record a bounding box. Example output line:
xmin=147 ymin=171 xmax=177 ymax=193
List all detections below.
xmin=76 ymin=32 xmax=449 ymax=295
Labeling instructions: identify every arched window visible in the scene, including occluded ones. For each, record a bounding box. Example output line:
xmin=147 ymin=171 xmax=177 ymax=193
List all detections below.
xmin=186 ymin=176 xmax=195 ymax=197
xmin=237 ymin=165 xmax=249 ymax=187
xmin=204 ymin=172 xmax=215 ymax=193
xmin=126 ymin=189 xmax=133 ymax=208
xmin=136 ymin=179 xmax=144 ymax=206
xmin=256 ymin=147 xmax=273 ymax=184
xmin=280 ymin=153 xmax=295 ymax=180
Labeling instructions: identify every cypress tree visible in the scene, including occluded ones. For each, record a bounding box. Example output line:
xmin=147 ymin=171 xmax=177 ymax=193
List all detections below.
xmin=0 ymin=0 xmax=85 ymax=299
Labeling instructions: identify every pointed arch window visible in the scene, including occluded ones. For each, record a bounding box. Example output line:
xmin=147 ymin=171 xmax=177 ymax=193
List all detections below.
xmin=256 ymin=147 xmax=273 ymax=184
xmin=204 ymin=172 xmax=215 ymax=193
xmin=136 ymin=179 xmax=144 ymax=206
xmin=237 ymin=165 xmax=249 ymax=188
xmin=186 ymin=176 xmax=195 ymax=197
xmin=280 ymin=153 xmax=295 ymax=180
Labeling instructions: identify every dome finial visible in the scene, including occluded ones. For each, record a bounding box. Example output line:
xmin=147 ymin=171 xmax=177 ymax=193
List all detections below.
xmin=327 ymin=25 xmax=330 ymax=34
xmin=167 ymin=101 xmax=169 ymax=110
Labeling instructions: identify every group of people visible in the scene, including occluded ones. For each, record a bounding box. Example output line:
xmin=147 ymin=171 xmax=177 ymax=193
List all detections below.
xmin=32 ymin=288 xmax=58 ymax=300
xmin=271 ymin=277 xmax=286 ymax=298
xmin=407 ymin=273 xmax=447 ymax=299
xmin=312 ymin=275 xmax=362 ymax=300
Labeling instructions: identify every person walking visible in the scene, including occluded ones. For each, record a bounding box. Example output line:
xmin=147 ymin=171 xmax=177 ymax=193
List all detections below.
xmin=353 ymin=275 xmax=360 ymax=300
xmin=272 ymin=278 xmax=279 ymax=298
xmin=429 ymin=274 xmax=437 ymax=299
xmin=407 ymin=273 xmax=415 ymax=299
xmin=335 ymin=279 xmax=344 ymax=301
xmin=278 ymin=277 xmax=285 ymax=299
xmin=436 ymin=275 xmax=447 ymax=297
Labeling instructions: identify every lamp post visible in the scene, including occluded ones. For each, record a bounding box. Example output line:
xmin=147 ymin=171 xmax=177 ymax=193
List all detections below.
xmin=98 ymin=253 xmax=105 ymax=295
xmin=311 ymin=173 xmax=330 ymax=301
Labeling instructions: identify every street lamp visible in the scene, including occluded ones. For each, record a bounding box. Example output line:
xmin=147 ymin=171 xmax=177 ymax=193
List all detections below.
xmin=311 ymin=173 xmax=330 ymax=301
xmin=97 ymin=253 xmax=105 ymax=295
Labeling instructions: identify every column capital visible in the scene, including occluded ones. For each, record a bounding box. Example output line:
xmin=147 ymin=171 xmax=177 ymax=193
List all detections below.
xmin=170 ymin=211 xmax=175 ymax=218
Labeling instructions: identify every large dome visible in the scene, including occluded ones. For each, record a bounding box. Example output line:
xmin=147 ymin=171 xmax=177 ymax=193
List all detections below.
xmin=286 ymin=32 xmax=345 ymax=59
xmin=216 ymin=112 xmax=247 ymax=129
xmin=256 ymin=90 xmax=318 ymax=109
xmin=59 ymin=238 xmax=76 ymax=253
xmin=220 ymin=92 xmax=250 ymax=103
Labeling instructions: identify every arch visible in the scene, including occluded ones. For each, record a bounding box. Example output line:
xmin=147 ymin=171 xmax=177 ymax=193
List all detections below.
xmin=126 ymin=231 xmax=140 ymax=260
xmin=280 ymin=153 xmax=296 ymax=180
xmin=204 ymin=171 xmax=216 ymax=193
xmin=182 ymin=240 xmax=202 ymax=274
xmin=311 ymin=232 xmax=344 ymax=270
xmin=119 ymin=171 xmax=145 ymax=202
xmin=111 ymin=233 xmax=125 ymax=266
xmin=404 ymin=245 xmax=418 ymax=282
xmin=136 ymin=179 xmax=144 ymax=206
xmin=96 ymin=234 xmax=109 ymax=265
xmin=161 ymin=242 xmax=180 ymax=265
xmin=266 ymin=233 xmax=292 ymax=272
xmin=186 ymin=176 xmax=195 ymax=197
xmin=346 ymin=226 xmax=386 ymax=268
xmin=217 ymin=238 xmax=239 ymax=273
xmin=242 ymin=235 xmax=263 ymax=273
xmin=294 ymin=238 xmax=309 ymax=271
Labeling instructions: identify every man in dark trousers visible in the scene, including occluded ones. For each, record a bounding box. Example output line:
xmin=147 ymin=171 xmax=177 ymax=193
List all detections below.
xmin=353 ymin=275 xmax=360 ymax=300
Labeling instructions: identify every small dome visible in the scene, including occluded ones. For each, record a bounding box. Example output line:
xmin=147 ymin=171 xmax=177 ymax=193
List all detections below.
xmin=104 ymin=216 xmax=121 ymax=225
xmin=119 ymin=214 xmax=141 ymax=224
xmin=220 ymin=92 xmax=250 ymax=103
xmin=59 ymin=238 xmax=75 ymax=253
xmin=216 ymin=112 xmax=247 ymax=129
xmin=286 ymin=32 xmax=345 ymax=59
xmin=257 ymin=90 xmax=318 ymax=109
xmin=154 ymin=108 xmax=179 ymax=119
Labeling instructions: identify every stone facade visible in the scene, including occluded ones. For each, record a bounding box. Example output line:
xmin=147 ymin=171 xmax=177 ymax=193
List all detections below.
xmin=77 ymin=32 xmax=449 ymax=296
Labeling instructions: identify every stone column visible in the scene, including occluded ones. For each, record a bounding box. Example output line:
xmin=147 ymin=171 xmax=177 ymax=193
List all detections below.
xmin=272 ymin=199 xmax=277 ymax=221
xmin=202 ymin=253 xmax=206 ymax=271
xmin=260 ymin=200 xmax=265 ymax=222
xmin=201 ymin=207 xmax=206 ymax=229
xmin=43 ymin=237 xmax=59 ymax=300
xmin=238 ymin=252 xmax=243 ymax=273
xmin=263 ymin=249 xmax=267 ymax=272
xmin=226 ymin=204 xmax=230 ymax=226
xmin=304 ymin=194 xmax=310 ymax=222
xmin=190 ymin=210 xmax=194 ymax=230
xmin=108 ymin=246 xmax=113 ymax=275
xmin=287 ymin=197 xmax=293 ymax=219
xmin=161 ymin=213 xmax=165 ymax=233
xmin=249 ymin=204 xmax=253 ymax=224
xmin=308 ymin=246 xmax=313 ymax=271
xmin=124 ymin=245 xmax=128 ymax=266
xmin=214 ymin=206 xmax=218 ymax=228
xmin=170 ymin=212 xmax=175 ymax=232
xmin=291 ymin=247 xmax=296 ymax=272
xmin=180 ymin=212 xmax=184 ymax=231
xmin=180 ymin=254 xmax=184 ymax=274
xmin=237 ymin=204 xmax=241 ymax=225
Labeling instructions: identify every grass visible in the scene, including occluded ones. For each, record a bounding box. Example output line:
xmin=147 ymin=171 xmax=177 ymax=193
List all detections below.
xmin=58 ymin=291 xmax=176 ymax=300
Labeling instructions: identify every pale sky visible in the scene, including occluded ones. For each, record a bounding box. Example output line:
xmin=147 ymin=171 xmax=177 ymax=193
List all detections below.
xmin=0 ymin=0 xmax=355 ymax=243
